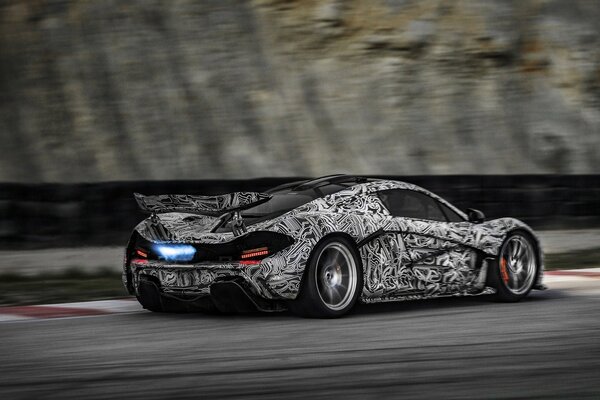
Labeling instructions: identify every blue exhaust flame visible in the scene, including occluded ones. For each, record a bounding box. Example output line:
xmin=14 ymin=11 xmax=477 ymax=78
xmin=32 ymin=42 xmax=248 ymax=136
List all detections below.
xmin=153 ymin=244 xmax=196 ymax=262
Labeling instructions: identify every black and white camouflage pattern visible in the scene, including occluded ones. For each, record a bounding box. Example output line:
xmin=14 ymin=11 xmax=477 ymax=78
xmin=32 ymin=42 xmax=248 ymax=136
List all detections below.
xmin=130 ymin=180 xmax=544 ymax=303
xmin=134 ymin=192 xmax=271 ymax=215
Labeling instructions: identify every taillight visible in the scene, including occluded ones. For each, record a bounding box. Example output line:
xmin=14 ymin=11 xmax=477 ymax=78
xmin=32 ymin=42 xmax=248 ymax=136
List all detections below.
xmin=131 ymin=247 xmax=149 ymax=264
xmin=131 ymin=231 xmax=293 ymax=264
xmin=239 ymin=247 xmax=269 ymax=265
xmin=240 ymin=260 xmax=261 ymax=265
xmin=136 ymin=249 xmax=148 ymax=258
xmin=241 ymin=247 xmax=269 ymax=259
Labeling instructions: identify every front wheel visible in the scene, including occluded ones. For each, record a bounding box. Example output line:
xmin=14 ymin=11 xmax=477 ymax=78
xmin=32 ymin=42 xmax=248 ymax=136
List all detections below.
xmin=289 ymin=236 xmax=363 ymax=318
xmin=490 ymin=231 xmax=540 ymax=302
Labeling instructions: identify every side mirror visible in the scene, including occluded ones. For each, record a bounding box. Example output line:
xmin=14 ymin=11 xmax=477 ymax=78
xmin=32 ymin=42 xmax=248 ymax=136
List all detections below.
xmin=466 ymin=208 xmax=485 ymax=224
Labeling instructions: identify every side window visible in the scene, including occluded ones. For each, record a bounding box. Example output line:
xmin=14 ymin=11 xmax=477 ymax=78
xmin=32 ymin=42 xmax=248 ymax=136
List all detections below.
xmin=439 ymin=202 xmax=465 ymax=223
xmin=378 ymin=189 xmax=447 ymax=222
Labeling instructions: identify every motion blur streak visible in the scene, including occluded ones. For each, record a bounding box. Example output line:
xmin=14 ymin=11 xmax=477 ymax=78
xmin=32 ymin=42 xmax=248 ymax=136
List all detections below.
xmin=1 ymin=279 xmax=599 ymax=399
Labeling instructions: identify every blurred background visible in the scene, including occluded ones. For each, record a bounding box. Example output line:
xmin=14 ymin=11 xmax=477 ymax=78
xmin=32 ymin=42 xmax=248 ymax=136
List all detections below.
xmin=1 ymin=0 xmax=599 ymax=181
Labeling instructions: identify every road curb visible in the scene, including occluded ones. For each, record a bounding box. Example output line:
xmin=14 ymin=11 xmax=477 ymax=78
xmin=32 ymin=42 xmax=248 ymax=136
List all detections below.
xmin=0 ymin=298 xmax=141 ymax=322
xmin=545 ymin=268 xmax=600 ymax=278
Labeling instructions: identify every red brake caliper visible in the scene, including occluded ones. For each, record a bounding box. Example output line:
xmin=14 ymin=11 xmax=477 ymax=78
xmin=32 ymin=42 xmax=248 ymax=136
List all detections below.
xmin=500 ymin=257 xmax=510 ymax=284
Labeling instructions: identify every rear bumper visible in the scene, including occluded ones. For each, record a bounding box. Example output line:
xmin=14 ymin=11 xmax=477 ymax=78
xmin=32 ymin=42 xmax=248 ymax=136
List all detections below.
xmin=136 ymin=275 xmax=285 ymax=313
xmin=126 ymin=260 xmax=290 ymax=302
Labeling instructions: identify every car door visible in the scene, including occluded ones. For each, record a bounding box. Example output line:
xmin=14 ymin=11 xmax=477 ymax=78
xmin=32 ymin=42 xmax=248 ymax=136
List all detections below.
xmin=377 ymin=189 xmax=481 ymax=297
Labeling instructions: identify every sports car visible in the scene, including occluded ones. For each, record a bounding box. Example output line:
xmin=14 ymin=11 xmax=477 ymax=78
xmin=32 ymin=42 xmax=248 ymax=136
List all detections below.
xmin=123 ymin=175 xmax=545 ymax=318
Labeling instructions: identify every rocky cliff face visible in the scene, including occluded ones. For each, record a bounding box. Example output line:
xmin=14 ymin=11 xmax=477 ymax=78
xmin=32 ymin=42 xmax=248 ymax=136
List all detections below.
xmin=1 ymin=0 xmax=599 ymax=182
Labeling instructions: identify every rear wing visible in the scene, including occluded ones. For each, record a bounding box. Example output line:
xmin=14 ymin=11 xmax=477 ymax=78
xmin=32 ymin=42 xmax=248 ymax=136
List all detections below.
xmin=134 ymin=192 xmax=272 ymax=216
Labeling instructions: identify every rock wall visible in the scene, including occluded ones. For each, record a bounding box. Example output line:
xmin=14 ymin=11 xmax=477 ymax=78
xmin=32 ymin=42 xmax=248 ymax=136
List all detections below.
xmin=1 ymin=0 xmax=599 ymax=182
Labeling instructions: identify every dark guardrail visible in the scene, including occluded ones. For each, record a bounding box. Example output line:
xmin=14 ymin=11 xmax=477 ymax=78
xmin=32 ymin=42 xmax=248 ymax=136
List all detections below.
xmin=1 ymin=175 xmax=599 ymax=249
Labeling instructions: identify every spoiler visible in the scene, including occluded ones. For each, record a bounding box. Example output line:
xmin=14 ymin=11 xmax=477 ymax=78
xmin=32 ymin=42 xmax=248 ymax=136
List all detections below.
xmin=134 ymin=192 xmax=272 ymax=216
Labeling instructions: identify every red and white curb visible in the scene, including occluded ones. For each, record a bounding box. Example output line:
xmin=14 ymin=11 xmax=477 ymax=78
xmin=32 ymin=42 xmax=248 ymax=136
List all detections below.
xmin=543 ymin=268 xmax=600 ymax=282
xmin=0 ymin=299 xmax=142 ymax=322
xmin=0 ymin=269 xmax=599 ymax=322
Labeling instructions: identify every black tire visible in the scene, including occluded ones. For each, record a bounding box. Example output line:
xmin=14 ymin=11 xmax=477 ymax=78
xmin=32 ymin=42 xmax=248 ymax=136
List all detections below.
xmin=489 ymin=230 xmax=540 ymax=302
xmin=289 ymin=236 xmax=363 ymax=318
xmin=137 ymin=276 xmax=164 ymax=312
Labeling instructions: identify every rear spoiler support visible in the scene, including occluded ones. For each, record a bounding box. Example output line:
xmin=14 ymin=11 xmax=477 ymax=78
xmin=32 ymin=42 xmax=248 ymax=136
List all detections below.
xmin=231 ymin=211 xmax=247 ymax=236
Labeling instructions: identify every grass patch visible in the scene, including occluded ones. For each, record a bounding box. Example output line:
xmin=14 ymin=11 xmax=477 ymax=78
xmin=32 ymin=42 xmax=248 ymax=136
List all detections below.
xmin=0 ymin=268 xmax=129 ymax=306
xmin=544 ymin=248 xmax=600 ymax=271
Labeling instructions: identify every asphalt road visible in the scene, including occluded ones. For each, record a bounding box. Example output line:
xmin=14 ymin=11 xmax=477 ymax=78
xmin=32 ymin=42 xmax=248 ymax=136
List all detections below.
xmin=1 ymin=278 xmax=599 ymax=399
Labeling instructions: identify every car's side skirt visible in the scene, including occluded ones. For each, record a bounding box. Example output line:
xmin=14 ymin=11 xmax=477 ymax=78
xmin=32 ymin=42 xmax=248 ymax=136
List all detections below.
xmin=360 ymin=286 xmax=496 ymax=304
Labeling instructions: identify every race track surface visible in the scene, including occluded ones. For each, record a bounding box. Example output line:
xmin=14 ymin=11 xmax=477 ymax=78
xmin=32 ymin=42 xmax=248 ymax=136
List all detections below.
xmin=1 ymin=276 xmax=599 ymax=399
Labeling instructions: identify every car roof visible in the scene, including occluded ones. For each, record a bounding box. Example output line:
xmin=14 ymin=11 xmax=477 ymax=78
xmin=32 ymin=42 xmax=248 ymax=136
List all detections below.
xmin=266 ymin=175 xmax=374 ymax=192
xmin=265 ymin=175 xmax=467 ymax=220
xmin=266 ymin=175 xmax=379 ymax=198
xmin=268 ymin=175 xmax=422 ymax=195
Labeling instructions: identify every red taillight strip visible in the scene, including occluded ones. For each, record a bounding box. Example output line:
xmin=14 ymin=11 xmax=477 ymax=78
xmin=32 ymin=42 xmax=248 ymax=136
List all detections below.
xmin=240 ymin=260 xmax=261 ymax=265
xmin=240 ymin=247 xmax=269 ymax=259
xmin=136 ymin=249 xmax=148 ymax=258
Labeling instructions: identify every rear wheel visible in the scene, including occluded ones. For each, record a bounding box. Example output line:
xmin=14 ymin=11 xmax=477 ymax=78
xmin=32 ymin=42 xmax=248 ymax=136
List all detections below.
xmin=289 ymin=236 xmax=362 ymax=318
xmin=490 ymin=231 xmax=539 ymax=302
